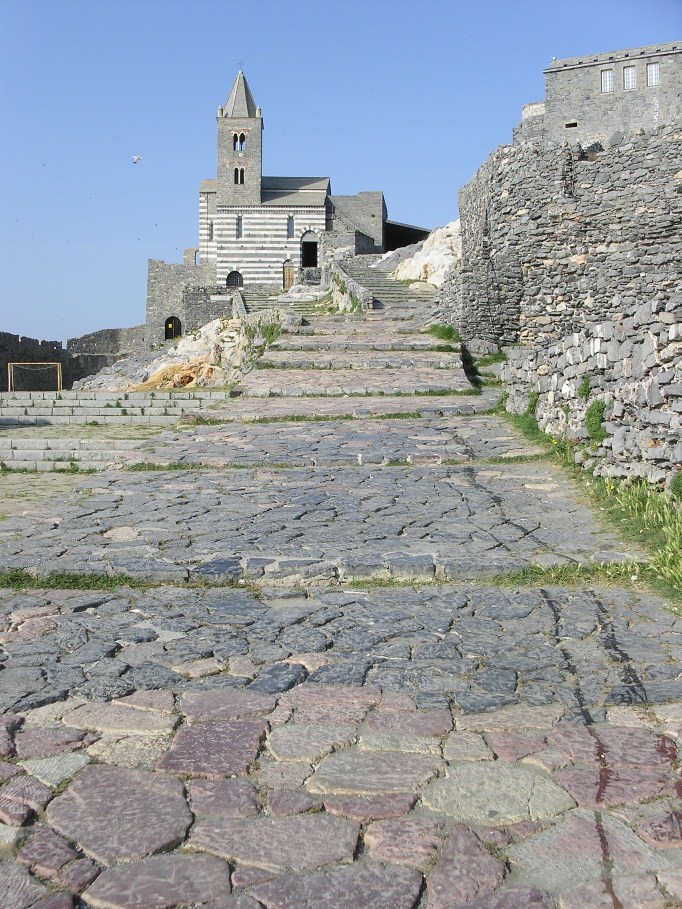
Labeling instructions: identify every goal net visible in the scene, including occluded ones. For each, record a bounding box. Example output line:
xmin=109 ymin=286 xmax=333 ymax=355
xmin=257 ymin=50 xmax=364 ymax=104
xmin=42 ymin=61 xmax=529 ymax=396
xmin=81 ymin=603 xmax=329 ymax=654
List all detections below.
xmin=8 ymin=362 xmax=63 ymax=392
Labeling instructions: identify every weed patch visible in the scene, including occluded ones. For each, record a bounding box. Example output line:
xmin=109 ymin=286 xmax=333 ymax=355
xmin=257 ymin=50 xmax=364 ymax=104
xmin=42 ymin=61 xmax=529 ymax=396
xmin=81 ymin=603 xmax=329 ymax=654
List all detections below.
xmin=427 ymin=324 xmax=461 ymax=343
xmin=585 ymin=400 xmax=608 ymax=443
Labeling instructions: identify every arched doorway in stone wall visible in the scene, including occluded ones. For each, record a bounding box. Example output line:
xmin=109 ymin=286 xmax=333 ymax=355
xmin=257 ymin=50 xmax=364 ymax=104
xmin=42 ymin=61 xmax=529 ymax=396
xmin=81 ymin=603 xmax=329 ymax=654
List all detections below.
xmin=227 ymin=271 xmax=244 ymax=288
xmin=300 ymin=232 xmax=318 ymax=268
xmin=165 ymin=316 xmax=182 ymax=340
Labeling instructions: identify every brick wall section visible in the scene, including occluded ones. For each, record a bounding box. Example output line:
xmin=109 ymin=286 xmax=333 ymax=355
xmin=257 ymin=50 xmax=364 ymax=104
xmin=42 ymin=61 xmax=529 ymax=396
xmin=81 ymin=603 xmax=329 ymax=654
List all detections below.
xmin=181 ymin=287 xmax=233 ymax=332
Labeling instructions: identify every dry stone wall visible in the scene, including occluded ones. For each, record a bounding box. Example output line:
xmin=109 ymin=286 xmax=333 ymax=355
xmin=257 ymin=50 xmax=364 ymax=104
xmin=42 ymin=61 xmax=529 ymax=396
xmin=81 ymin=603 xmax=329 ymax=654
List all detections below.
xmin=502 ymin=298 xmax=681 ymax=484
xmin=452 ymin=122 xmax=681 ymax=486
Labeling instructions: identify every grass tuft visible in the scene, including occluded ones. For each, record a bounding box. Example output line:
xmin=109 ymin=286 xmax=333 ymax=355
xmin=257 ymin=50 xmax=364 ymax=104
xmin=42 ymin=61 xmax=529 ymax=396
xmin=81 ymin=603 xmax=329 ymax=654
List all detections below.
xmin=427 ymin=324 xmax=461 ymax=343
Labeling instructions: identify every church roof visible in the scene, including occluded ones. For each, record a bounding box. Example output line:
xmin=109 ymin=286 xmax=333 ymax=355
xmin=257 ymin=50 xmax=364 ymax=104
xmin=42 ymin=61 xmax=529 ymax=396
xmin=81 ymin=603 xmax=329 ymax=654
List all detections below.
xmin=224 ymin=71 xmax=258 ymax=118
xmin=200 ymin=175 xmax=330 ymax=207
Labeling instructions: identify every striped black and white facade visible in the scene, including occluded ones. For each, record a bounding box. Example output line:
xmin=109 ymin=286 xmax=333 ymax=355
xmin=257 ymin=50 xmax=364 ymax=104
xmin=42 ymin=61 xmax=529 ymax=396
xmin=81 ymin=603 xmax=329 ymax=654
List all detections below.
xmin=199 ymin=182 xmax=328 ymax=287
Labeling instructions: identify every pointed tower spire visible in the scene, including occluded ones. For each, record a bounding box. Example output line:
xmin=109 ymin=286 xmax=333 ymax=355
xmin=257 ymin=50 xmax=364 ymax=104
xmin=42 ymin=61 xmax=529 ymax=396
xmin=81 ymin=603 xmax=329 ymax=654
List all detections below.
xmin=223 ymin=71 xmax=258 ymax=118
xmin=216 ymin=71 xmax=263 ymax=207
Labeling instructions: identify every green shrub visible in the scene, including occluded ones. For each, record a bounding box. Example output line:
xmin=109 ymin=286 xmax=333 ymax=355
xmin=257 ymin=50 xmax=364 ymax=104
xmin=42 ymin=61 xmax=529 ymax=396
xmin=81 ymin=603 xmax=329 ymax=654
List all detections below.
xmin=670 ymin=470 xmax=682 ymax=502
xmin=585 ymin=399 xmax=608 ymax=443
xmin=526 ymin=391 xmax=539 ymax=416
xmin=577 ymin=375 xmax=591 ymax=400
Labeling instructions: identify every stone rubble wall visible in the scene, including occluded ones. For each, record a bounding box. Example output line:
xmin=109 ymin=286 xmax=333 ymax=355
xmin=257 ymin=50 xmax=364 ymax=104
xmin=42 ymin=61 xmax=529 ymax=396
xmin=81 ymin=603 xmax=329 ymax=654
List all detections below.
xmin=451 ymin=121 xmax=681 ymax=486
xmin=502 ymin=296 xmax=681 ymax=485
xmin=67 ymin=325 xmax=146 ymax=357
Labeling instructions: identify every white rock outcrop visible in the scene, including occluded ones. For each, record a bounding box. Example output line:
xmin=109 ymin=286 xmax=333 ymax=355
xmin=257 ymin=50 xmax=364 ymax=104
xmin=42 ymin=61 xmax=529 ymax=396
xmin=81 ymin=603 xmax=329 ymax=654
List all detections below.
xmin=389 ymin=221 xmax=462 ymax=288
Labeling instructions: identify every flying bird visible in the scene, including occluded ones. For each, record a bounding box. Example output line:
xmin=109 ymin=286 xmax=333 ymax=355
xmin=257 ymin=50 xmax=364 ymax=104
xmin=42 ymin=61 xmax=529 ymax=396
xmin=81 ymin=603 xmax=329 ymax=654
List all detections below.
xmin=132 ymin=155 xmax=142 ymax=164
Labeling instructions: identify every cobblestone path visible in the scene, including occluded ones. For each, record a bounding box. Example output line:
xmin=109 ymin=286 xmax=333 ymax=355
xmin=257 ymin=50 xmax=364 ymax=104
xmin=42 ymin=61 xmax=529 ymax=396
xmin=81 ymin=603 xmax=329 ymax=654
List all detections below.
xmin=1 ymin=268 xmax=681 ymax=908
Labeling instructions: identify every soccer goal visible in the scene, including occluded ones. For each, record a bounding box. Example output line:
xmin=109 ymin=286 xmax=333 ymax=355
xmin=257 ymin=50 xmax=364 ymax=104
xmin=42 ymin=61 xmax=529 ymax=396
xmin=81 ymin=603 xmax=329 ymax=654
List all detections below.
xmin=8 ymin=362 xmax=63 ymax=392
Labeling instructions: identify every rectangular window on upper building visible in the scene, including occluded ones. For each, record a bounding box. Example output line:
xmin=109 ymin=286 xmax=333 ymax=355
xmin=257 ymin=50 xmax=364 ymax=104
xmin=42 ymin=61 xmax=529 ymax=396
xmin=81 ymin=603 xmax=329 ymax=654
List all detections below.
xmin=623 ymin=65 xmax=636 ymax=90
xmin=647 ymin=62 xmax=660 ymax=86
xmin=601 ymin=69 xmax=614 ymax=93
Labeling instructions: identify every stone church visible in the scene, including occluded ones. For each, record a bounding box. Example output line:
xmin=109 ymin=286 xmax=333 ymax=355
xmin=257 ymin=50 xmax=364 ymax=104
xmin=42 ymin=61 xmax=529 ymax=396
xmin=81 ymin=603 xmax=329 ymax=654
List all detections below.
xmin=146 ymin=71 xmax=427 ymax=343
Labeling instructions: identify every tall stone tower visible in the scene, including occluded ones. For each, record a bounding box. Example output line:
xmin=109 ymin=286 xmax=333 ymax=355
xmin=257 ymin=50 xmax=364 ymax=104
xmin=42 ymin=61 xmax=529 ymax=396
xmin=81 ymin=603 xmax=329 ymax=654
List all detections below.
xmin=216 ymin=71 xmax=263 ymax=207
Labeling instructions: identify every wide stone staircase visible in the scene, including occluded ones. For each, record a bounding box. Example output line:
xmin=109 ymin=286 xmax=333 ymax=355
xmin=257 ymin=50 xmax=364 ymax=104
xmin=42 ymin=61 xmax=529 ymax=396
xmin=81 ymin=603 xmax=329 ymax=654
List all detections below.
xmin=0 ymin=390 xmax=234 ymax=470
xmin=232 ymin=256 xmax=469 ymax=399
xmin=0 ymin=256 xmax=476 ymax=469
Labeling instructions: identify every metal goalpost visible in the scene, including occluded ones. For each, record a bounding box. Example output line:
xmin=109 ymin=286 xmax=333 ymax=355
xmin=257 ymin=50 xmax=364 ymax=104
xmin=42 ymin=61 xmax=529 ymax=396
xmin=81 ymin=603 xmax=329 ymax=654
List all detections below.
xmin=8 ymin=362 xmax=63 ymax=392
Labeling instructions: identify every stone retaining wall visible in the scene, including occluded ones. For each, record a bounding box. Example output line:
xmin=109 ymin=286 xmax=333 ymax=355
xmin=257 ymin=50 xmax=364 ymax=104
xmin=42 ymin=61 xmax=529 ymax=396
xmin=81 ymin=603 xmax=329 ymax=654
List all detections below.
xmin=452 ymin=123 xmax=681 ymax=349
xmin=502 ymin=295 xmax=681 ymax=485
xmin=330 ymin=259 xmax=374 ymax=312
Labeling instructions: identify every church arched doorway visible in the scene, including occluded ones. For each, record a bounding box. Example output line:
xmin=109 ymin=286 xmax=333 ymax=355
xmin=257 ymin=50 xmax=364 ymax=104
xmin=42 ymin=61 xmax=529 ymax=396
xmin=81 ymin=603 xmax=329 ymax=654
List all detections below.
xmin=165 ymin=316 xmax=182 ymax=340
xmin=227 ymin=271 xmax=244 ymax=288
xmin=300 ymin=232 xmax=318 ymax=268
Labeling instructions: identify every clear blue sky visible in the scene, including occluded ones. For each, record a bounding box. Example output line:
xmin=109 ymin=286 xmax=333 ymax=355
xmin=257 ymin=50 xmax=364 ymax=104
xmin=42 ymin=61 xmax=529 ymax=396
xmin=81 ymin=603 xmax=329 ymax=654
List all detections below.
xmin=1 ymin=0 xmax=680 ymax=343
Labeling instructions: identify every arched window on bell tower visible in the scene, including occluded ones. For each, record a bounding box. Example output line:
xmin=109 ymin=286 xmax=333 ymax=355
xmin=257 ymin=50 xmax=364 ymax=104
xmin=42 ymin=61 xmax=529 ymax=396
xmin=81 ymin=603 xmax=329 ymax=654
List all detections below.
xmin=233 ymin=133 xmax=239 ymax=151
xmin=238 ymin=132 xmax=246 ymax=151
xmin=239 ymin=167 xmax=245 ymax=185
xmin=234 ymin=167 xmax=239 ymax=184
xmin=236 ymin=215 xmax=243 ymax=239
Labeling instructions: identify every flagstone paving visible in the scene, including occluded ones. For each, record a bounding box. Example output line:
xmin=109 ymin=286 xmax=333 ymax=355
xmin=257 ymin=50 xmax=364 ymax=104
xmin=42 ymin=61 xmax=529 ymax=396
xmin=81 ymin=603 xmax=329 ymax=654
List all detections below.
xmin=0 ymin=262 xmax=681 ymax=907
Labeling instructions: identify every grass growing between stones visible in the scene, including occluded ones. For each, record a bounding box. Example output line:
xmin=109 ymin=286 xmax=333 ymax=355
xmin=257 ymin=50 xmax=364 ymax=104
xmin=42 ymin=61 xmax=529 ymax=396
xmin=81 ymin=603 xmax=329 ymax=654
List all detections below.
xmin=0 ymin=569 xmax=257 ymax=592
xmin=127 ymin=461 xmax=206 ymax=471
xmin=504 ymin=407 xmax=682 ymax=608
xmin=260 ymin=388 xmax=480 ymax=399
xmin=0 ymin=570 xmax=149 ymax=590
xmin=344 ymin=562 xmax=644 ymax=591
xmin=246 ymin=412 xmax=425 ymax=424
xmin=427 ymin=324 xmax=461 ymax=343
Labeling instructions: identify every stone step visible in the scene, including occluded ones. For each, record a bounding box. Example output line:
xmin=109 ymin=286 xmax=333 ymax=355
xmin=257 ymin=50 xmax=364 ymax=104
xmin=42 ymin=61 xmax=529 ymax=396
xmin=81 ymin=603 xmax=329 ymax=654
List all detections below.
xmin=0 ymin=405 xmax=191 ymax=416
xmin=0 ymin=439 xmax=145 ymax=452
xmin=233 ymin=365 xmax=472 ymax=398
xmin=183 ymin=390 xmax=495 ymax=422
xmin=0 ymin=414 xmax=182 ymax=426
xmin=255 ymin=352 xmax=462 ymax=370
xmin=270 ymin=340 xmax=459 ymax=353
xmin=0 ymin=458 xmax=121 ymax=472
xmin=0 ymin=392 xmax=235 ymax=406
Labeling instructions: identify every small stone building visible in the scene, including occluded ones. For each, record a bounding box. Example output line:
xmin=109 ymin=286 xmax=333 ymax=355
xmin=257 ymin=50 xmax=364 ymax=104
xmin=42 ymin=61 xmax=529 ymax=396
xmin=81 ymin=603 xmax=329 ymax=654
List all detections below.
xmin=146 ymin=71 xmax=427 ymax=344
xmin=515 ymin=41 xmax=681 ymax=147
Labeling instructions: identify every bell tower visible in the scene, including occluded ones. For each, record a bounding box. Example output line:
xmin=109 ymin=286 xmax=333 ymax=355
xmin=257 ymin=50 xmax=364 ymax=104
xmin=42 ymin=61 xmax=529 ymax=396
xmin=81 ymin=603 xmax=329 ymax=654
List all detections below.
xmin=216 ymin=71 xmax=263 ymax=207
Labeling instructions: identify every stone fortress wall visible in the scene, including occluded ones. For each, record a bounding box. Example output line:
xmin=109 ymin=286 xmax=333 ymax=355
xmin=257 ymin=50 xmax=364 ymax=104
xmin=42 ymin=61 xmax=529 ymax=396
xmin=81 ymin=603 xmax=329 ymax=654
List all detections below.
xmin=439 ymin=41 xmax=682 ymax=487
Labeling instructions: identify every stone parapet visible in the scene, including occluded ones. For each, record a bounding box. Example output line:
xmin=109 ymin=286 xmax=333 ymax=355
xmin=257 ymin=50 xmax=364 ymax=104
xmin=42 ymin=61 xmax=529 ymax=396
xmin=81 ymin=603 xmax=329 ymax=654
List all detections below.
xmin=329 ymin=259 xmax=374 ymax=313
